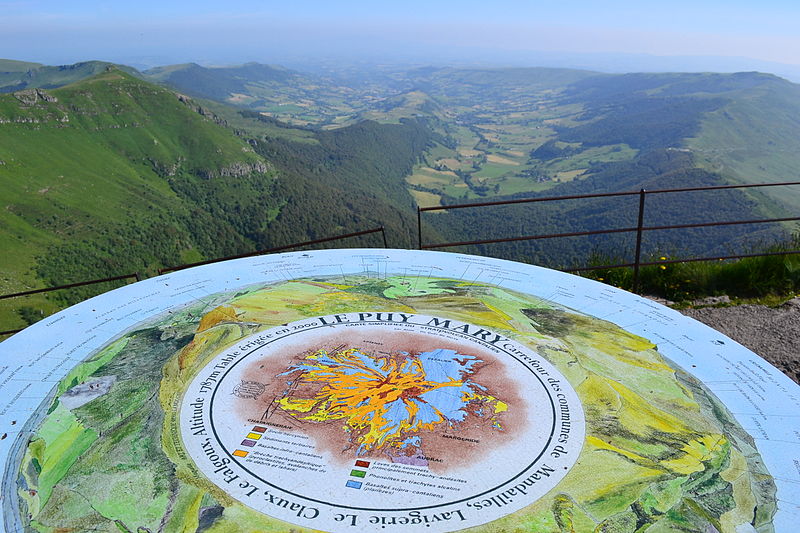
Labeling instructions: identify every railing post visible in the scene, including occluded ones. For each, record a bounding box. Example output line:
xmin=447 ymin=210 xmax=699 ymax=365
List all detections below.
xmin=417 ymin=207 xmax=422 ymax=250
xmin=632 ymin=188 xmax=647 ymax=293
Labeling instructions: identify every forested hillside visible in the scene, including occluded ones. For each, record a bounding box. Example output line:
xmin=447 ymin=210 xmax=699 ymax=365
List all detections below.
xmin=0 ymin=67 xmax=268 ymax=292
xmin=428 ymin=150 xmax=784 ymax=267
xmin=0 ymin=67 xmax=435 ymax=330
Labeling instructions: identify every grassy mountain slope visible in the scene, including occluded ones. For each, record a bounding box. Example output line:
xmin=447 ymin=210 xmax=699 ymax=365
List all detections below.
xmin=0 ymin=60 xmax=141 ymax=93
xmin=0 ymin=69 xmax=437 ymax=331
xmin=0 ymin=67 xmax=273 ymax=316
xmin=686 ymin=75 xmax=800 ymax=208
xmin=548 ymin=71 xmax=800 ymax=213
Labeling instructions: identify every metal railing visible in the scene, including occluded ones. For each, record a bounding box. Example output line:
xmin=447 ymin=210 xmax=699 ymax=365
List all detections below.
xmin=0 ymin=273 xmax=142 ymax=336
xmin=418 ymin=181 xmax=800 ymax=292
xmin=0 ymin=227 xmax=387 ymax=337
xmin=3 ymin=180 xmax=799 ymax=337
xmin=158 ymin=226 xmax=387 ymax=274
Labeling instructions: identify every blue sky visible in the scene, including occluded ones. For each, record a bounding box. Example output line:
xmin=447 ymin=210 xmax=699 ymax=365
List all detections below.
xmin=2 ymin=0 xmax=799 ymax=71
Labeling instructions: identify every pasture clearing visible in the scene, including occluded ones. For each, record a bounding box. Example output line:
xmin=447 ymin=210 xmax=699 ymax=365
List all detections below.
xmin=410 ymin=189 xmax=442 ymax=208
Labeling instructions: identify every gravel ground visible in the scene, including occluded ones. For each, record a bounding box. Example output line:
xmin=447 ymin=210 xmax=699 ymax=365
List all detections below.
xmin=679 ymin=297 xmax=800 ymax=384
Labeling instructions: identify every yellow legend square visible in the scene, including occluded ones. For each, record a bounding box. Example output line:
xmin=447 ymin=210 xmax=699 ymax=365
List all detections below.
xmin=246 ymin=432 xmax=262 ymax=440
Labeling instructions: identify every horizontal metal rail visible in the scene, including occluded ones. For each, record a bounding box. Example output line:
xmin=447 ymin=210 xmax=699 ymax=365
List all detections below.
xmin=2 ymin=228 xmax=388 ymax=336
xmin=0 ymin=273 xmax=141 ymax=301
xmin=0 ymin=273 xmax=142 ymax=338
xmin=418 ymin=180 xmax=800 ymax=292
xmin=422 ymin=216 xmax=800 ymax=250
xmin=159 ymin=227 xmax=387 ymax=274
xmin=565 ymin=249 xmax=800 ymax=273
xmin=419 ymin=189 xmax=641 ymax=212
xmin=422 ymin=226 xmax=638 ymax=249
xmin=418 ymin=180 xmax=800 ymax=213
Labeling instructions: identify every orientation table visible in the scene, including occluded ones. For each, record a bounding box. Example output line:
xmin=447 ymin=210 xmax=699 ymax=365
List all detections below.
xmin=1 ymin=249 xmax=798 ymax=532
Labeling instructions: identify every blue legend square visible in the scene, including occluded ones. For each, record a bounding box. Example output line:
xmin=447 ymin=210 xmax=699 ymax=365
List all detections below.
xmin=345 ymin=480 xmax=362 ymax=489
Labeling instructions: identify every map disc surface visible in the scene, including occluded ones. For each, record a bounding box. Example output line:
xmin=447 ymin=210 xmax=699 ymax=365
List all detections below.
xmin=0 ymin=249 xmax=797 ymax=533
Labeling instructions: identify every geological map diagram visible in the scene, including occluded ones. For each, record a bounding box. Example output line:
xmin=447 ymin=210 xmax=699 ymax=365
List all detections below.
xmin=0 ymin=249 xmax=796 ymax=532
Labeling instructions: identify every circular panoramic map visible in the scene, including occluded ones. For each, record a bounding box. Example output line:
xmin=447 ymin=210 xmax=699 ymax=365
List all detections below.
xmin=0 ymin=249 xmax=796 ymax=532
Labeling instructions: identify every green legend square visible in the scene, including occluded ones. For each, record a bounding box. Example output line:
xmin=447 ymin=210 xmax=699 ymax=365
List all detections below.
xmin=350 ymin=469 xmax=366 ymax=478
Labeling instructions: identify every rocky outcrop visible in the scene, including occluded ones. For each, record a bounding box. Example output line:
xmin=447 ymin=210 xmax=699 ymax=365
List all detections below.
xmin=218 ymin=161 xmax=269 ymax=177
xmin=13 ymin=88 xmax=57 ymax=106
xmin=176 ymin=93 xmax=227 ymax=127
xmin=149 ymin=157 xmax=269 ymax=179
xmin=195 ymin=161 xmax=270 ymax=179
xmin=148 ymin=157 xmax=186 ymax=177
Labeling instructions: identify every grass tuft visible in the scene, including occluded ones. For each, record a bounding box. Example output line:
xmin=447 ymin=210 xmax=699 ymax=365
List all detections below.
xmin=582 ymin=233 xmax=800 ymax=304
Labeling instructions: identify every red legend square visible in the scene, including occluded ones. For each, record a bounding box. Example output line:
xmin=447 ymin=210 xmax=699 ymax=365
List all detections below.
xmin=354 ymin=460 xmax=370 ymax=468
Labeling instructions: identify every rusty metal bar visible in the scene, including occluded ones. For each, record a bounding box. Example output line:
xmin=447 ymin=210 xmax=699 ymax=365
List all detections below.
xmin=632 ymin=189 xmax=647 ymax=293
xmin=642 ymin=216 xmax=800 ymax=232
xmin=564 ymin=250 xmax=800 ymax=273
xmin=159 ymin=227 xmax=387 ymax=274
xmin=421 ymin=226 xmax=639 ymax=250
xmin=0 ymin=328 xmax=24 ymax=337
xmin=419 ymin=189 xmax=640 ymax=212
xmin=0 ymin=273 xmax=140 ymax=301
xmin=380 ymin=226 xmax=388 ymax=248
xmin=417 ymin=208 xmax=423 ymax=249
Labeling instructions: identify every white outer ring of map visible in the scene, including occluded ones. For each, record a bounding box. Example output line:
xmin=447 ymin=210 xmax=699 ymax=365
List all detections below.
xmin=2 ymin=248 xmax=796 ymax=533
xmin=179 ymin=313 xmax=585 ymax=532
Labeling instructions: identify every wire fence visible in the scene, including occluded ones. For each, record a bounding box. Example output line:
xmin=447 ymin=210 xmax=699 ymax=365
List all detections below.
xmin=3 ymin=181 xmax=799 ymax=337
xmin=0 ymin=227 xmax=387 ymax=337
xmin=418 ymin=181 xmax=800 ymax=292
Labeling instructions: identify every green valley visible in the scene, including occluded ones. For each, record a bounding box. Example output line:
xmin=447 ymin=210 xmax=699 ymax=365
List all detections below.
xmin=145 ymin=62 xmax=800 ymax=213
xmin=0 ymin=65 xmax=434 ymax=331
xmin=1 ymin=58 xmax=799 ymax=331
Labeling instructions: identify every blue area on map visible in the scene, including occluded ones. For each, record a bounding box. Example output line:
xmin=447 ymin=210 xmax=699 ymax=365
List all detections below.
xmin=417 ymin=348 xmax=480 ymax=383
xmin=414 ymin=400 xmax=443 ymax=425
xmin=384 ymin=399 xmax=411 ymax=429
xmin=419 ymin=385 xmax=472 ymax=423
xmin=401 ymin=436 xmax=421 ymax=448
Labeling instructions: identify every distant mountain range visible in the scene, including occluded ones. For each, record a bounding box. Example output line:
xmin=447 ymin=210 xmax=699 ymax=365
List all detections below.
xmin=1 ymin=58 xmax=799 ymax=329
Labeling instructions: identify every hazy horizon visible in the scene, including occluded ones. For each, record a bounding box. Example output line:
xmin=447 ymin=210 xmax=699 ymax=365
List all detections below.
xmin=2 ymin=1 xmax=800 ymax=81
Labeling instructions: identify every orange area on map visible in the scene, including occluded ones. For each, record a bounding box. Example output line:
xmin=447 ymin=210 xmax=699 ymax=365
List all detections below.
xmin=275 ymin=348 xmax=496 ymax=453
